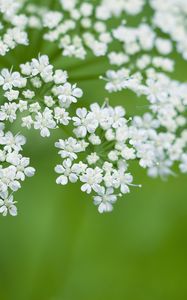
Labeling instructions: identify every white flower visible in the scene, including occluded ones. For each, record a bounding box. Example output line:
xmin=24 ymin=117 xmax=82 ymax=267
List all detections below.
xmin=133 ymin=113 xmax=159 ymax=129
xmin=116 ymin=170 xmax=135 ymax=193
xmin=1 ymin=1 xmax=187 ymax=217
xmin=87 ymin=152 xmax=100 ymax=165
xmin=43 ymin=12 xmax=62 ymax=29
xmin=0 ymin=41 xmax=8 ymax=56
xmin=108 ymin=150 xmax=119 ymax=161
xmin=104 ymin=68 xmax=130 ymax=92
xmin=54 ymin=70 xmax=68 ymax=84
xmin=179 ymin=154 xmax=187 ymax=173
xmin=80 ymin=167 xmax=103 ymax=194
xmin=108 ymin=51 xmax=129 ymax=66
xmin=0 ymin=131 xmax=26 ymax=152
xmin=0 ymin=126 xmax=35 ymax=216
xmin=73 ymin=108 xmax=98 ymax=137
xmin=110 ymin=106 xmax=126 ymax=129
xmin=0 ymin=69 xmax=26 ymax=90
xmin=55 ymin=159 xmax=78 ymax=185
xmin=92 ymin=41 xmax=107 ymax=56
xmin=88 ymin=134 xmax=101 ymax=145
xmin=93 ymin=187 xmax=117 ymax=213
xmin=0 ymin=102 xmax=18 ymax=122
xmin=57 ymin=83 xmax=83 ymax=108
xmin=44 ymin=96 xmax=55 ymax=107
xmin=116 ymin=144 xmax=136 ymax=160
xmin=22 ymin=89 xmax=35 ymax=99
xmin=55 ymin=137 xmax=84 ymax=160
xmin=148 ymin=158 xmax=173 ymax=179
xmin=0 ymin=192 xmax=17 ymax=217
xmin=55 ymin=102 xmax=141 ymax=212
xmin=21 ymin=116 xmax=33 ymax=129
xmin=54 ymin=107 xmax=71 ymax=125
xmin=31 ymin=55 xmax=53 ymax=82
xmin=29 ymin=103 xmax=41 ymax=113
xmin=0 ymin=165 xmax=21 ymax=192
xmin=6 ymin=154 xmax=35 ymax=181
xmin=4 ymin=90 xmax=19 ymax=101
xmin=20 ymin=62 xmax=32 ymax=75
xmin=34 ymin=108 xmax=56 ymax=137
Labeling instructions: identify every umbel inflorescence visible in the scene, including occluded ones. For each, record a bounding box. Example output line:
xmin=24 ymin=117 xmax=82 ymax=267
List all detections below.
xmin=0 ymin=0 xmax=187 ymax=216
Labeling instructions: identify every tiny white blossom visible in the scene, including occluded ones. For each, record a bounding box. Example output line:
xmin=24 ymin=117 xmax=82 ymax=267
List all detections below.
xmin=0 ymin=192 xmax=17 ymax=217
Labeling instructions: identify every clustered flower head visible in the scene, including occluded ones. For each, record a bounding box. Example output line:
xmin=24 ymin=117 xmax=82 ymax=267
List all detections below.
xmin=151 ymin=0 xmax=187 ymax=60
xmin=102 ymin=67 xmax=187 ymax=178
xmin=55 ymin=102 xmax=141 ymax=213
xmin=0 ymin=0 xmax=28 ymax=56
xmin=0 ymin=54 xmax=83 ymax=137
xmin=24 ymin=0 xmax=147 ymax=60
xmin=0 ymin=0 xmax=187 ymax=216
xmin=0 ymin=123 xmax=35 ymax=216
xmin=23 ymin=0 xmax=185 ymax=66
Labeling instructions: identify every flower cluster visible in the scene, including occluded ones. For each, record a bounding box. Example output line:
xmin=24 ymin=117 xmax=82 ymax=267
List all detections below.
xmin=54 ymin=98 xmax=187 ymax=213
xmin=0 ymin=123 xmax=35 ymax=216
xmin=0 ymin=0 xmax=187 ymax=216
xmin=104 ymin=68 xmax=187 ymax=129
xmin=103 ymin=67 xmax=187 ymax=178
xmin=23 ymin=0 xmax=179 ymax=72
xmin=55 ymin=102 xmax=141 ymax=213
xmin=24 ymin=0 xmax=146 ymax=60
xmin=0 ymin=54 xmax=83 ymax=137
xmin=0 ymin=0 xmax=28 ymax=56
xmin=109 ymin=22 xmax=174 ymax=73
xmin=131 ymin=114 xmax=187 ymax=178
xmin=151 ymin=0 xmax=187 ymax=60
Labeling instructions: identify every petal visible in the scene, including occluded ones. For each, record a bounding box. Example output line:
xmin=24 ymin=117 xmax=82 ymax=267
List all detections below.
xmin=56 ymin=175 xmax=68 ymax=185
xmin=69 ymin=173 xmax=78 ymax=183
xmin=9 ymin=205 xmax=17 ymax=216
xmin=55 ymin=165 xmax=65 ymax=174
xmin=24 ymin=167 xmax=35 ymax=177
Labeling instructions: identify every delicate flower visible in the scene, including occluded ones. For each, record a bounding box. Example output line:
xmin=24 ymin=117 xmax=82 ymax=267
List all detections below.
xmin=54 ymin=107 xmax=71 ymax=125
xmin=34 ymin=108 xmax=56 ymax=137
xmin=0 ymin=69 xmax=26 ymax=90
xmin=73 ymin=108 xmax=98 ymax=138
xmin=93 ymin=187 xmax=117 ymax=213
xmin=80 ymin=167 xmax=103 ymax=194
xmin=55 ymin=137 xmax=85 ymax=160
xmin=55 ymin=102 xmax=140 ymax=212
xmin=31 ymin=55 xmax=53 ymax=82
xmin=1 ymin=0 xmax=187 ymax=217
xmin=55 ymin=159 xmax=78 ymax=185
xmin=56 ymin=83 xmax=83 ymax=108
xmin=0 ymin=192 xmax=17 ymax=217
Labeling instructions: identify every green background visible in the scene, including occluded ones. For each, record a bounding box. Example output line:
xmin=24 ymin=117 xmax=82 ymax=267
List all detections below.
xmin=0 ymin=1 xmax=187 ymax=299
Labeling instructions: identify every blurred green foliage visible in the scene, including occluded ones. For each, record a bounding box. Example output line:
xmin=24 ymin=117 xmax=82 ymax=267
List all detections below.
xmin=0 ymin=0 xmax=187 ymax=299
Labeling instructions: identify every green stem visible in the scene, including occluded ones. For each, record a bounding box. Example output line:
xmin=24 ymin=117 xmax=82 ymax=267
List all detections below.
xmin=50 ymin=47 xmax=62 ymax=62
xmin=69 ymin=74 xmax=102 ymax=82
xmin=68 ymin=56 xmax=102 ymax=71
